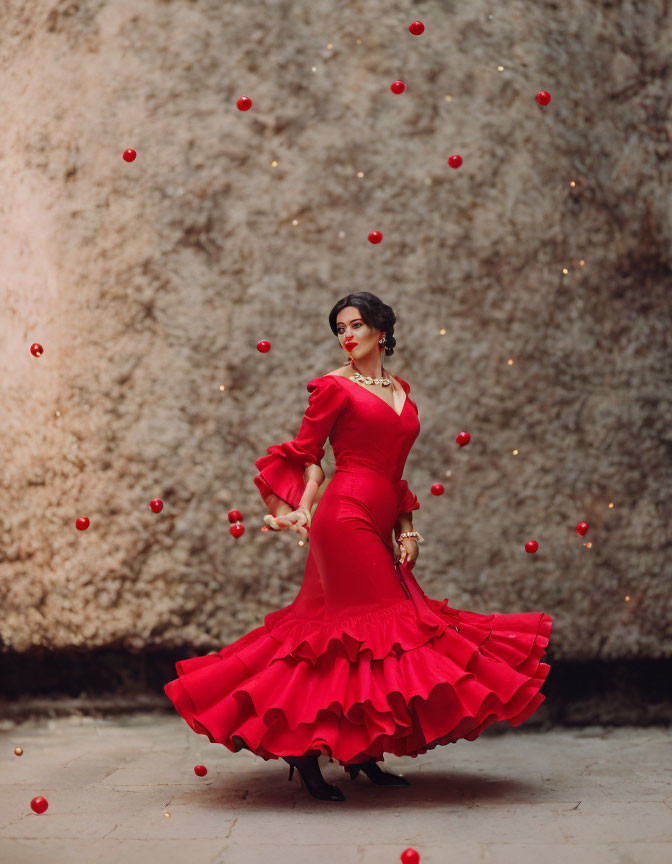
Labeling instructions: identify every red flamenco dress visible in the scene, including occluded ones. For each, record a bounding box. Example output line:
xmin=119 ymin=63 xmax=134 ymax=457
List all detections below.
xmin=164 ymin=373 xmax=553 ymax=766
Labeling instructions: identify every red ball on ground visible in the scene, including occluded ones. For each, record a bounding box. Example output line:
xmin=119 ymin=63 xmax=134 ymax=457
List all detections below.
xmin=30 ymin=343 xmax=43 ymax=357
xmin=430 ymin=484 xmax=444 ymax=496
xmin=149 ymin=498 xmax=163 ymax=513
xmin=525 ymin=540 xmax=539 ymax=553
xmin=368 ymin=230 xmax=383 ymax=244
xmin=230 ymin=523 xmax=245 ymax=538
xmin=390 ymin=80 xmax=406 ymax=94
xmin=455 ymin=431 xmax=470 ymax=446
xmin=122 ymin=149 xmax=136 ymax=162
xmin=536 ymin=91 xmax=551 ymax=106
xmin=228 ymin=509 xmax=243 ymax=523
xmin=75 ymin=517 xmax=90 ymax=531
xmin=237 ymin=96 xmax=252 ymax=111
xmin=194 ymin=765 xmax=208 ymax=777
xmin=448 ymin=154 xmax=463 ymax=168
xmin=576 ymin=521 xmax=588 ymax=536
xmin=30 ymin=796 xmax=48 ymax=814
xmin=409 ymin=21 xmax=425 ymax=35
xmin=257 ymin=340 xmax=271 ymax=353
xmin=401 ymin=849 xmax=420 ymax=864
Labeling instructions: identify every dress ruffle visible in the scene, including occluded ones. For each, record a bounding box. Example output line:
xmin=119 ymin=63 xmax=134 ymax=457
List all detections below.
xmin=164 ymin=564 xmax=552 ymax=765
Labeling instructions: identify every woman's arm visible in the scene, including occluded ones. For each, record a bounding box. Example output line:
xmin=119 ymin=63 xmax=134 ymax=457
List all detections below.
xmin=394 ymin=511 xmax=414 ymax=537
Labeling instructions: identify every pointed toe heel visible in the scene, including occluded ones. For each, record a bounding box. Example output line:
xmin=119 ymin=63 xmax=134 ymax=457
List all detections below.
xmin=345 ymin=759 xmax=409 ymax=786
xmin=284 ymin=756 xmax=346 ymax=802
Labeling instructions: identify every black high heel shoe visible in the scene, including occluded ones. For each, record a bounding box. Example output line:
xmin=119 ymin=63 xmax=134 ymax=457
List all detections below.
xmin=345 ymin=759 xmax=410 ymax=786
xmin=283 ymin=755 xmax=346 ymax=801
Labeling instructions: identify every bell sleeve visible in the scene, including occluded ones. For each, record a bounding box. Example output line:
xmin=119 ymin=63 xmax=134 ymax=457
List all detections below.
xmin=397 ymin=478 xmax=420 ymax=518
xmin=254 ymin=376 xmax=347 ymax=516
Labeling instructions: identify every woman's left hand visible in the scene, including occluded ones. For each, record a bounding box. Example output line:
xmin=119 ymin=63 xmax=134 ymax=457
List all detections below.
xmin=398 ymin=537 xmax=418 ymax=568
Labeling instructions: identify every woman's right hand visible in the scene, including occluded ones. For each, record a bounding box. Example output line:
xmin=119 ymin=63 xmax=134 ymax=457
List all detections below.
xmin=264 ymin=506 xmax=311 ymax=540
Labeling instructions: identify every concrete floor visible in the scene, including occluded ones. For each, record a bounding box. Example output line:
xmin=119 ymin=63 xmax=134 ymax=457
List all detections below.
xmin=1 ymin=713 xmax=670 ymax=864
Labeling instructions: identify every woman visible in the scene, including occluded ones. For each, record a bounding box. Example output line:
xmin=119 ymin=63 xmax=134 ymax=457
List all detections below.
xmin=164 ymin=292 xmax=553 ymax=802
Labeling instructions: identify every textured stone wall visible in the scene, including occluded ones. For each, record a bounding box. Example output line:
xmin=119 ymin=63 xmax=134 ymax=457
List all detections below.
xmin=1 ymin=0 xmax=670 ymax=660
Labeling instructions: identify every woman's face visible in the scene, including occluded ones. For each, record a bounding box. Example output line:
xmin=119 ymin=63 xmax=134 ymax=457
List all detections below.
xmin=335 ymin=306 xmax=382 ymax=359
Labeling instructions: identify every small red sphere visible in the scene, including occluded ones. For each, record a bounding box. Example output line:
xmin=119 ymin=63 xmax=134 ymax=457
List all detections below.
xmin=390 ymin=80 xmax=406 ymax=94
xmin=237 ymin=96 xmax=252 ymax=111
xmin=576 ymin=521 xmax=588 ymax=536
xmin=401 ymin=849 xmax=420 ymax=864
xmin=430 ymin=483 xmax=444 ymax=496
xmin=30 ymin=796 xmax=48 ymax=814
xmin=448 ymin=154 xmax=463 ymax=169
xmin=230 ymin=522 xmax=245 ymax=539
xmin=536 ymin=91 xmax=551 ymax=106
xmin=30 ymin=343 xmax=44 ymax=357
xmin=122 ymin=148 xmax=136 ymax=162
xmin=525 ymin=540 xmax=539 ymax=554
xmin=149 ymin=498 xmax=163 ymax=513
xmin=257 ymin=340 xmax=271 ymax=353
xmin=228 ymin=509 xmax=243 ymax=523
xmin=409 ymin=21 xmax=425 ymax=36
xmin=368 ymin=230 xmax=383 ymax=244
xmin=455 ymin=431 xmax=470 ymax=446
xmin=75 ymin=517 xmax=90 ymax=531
xmin=194 ymin=765 xmax=208 ymax=777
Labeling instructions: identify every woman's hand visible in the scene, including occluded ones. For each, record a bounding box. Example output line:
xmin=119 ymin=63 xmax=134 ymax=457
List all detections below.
xmin=397 ymin=537 xmax=419 ymax=568
xmin=264 ymin=505 xmax=312 ymax=541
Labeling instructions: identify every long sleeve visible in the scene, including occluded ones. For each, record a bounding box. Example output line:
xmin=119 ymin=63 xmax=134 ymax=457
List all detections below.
xmin=396 ymin=478 xmax=420 ymax=518
xmin=254 ymin=376 xmax=347 ymax=516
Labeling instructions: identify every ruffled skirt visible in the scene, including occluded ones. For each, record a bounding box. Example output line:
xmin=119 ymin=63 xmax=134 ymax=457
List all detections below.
xmin=164 ymin=562 xmax=552 ymax=765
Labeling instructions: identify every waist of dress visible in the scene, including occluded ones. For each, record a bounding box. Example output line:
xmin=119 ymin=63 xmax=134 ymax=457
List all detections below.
xmin=334 ymin=464 xmax=402 ymax=486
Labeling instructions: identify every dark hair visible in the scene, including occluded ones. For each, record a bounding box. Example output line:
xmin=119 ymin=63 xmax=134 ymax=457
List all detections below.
xmin=328 ymin=292 xmax=397 ymax=357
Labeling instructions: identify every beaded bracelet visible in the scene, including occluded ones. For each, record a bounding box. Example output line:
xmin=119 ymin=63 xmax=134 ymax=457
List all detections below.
xmin=396 ymin=530 xmax=424 ymax=545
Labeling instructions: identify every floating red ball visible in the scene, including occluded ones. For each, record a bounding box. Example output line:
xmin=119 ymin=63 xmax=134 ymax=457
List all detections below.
xmin=194 ymin=765 xmax=208 ymax=777
xmin=257 ymin=340 xmax=271 ymax=353
xmin=536 ymin=91 xmax=551 ymax=106
xmin=149 ymin=498 xmax=163 ymax=513
xmin=430 ymin=484 xmax=444 ymax=496
xmin=576 ymin=521 xmax=588 ymax=536
xmin=368 ymin=230 xmax=383 ymax=244
xmin=408 ymin=21 xmax=425 ymax=36
xmin=122 ymin=149 xmax=137 ymax=162
xmin=401 ymin=849 xmax=420 ymax=864
xmin=525 ymin=540 xmax=539 ymax=553
xmin=455 ymin=431 xmax=470 ymax=446
xmin=30 ymin=796 xmax=48 ymax=814
xmin=237 ymin=96 xmax=252 ymax=111
xmin=448 ymin=154 xmax=463 ymax=169
xmin=30 ymin=343 xmax=44 ymax=357
xmin=228 ymin=509 xmax=243 ymax=523
xmin=75 ymin=517 xmax=90 ymax=531
xmin=390 ymin=80 xmax=406 ymax=94
xmin=230 ymin=522 xmax=245 ymax=539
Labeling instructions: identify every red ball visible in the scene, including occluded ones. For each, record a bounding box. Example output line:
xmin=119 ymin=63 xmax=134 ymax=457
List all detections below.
xmin=237 ymin=96 xmax=252 ymax=111
xmin=149 ymin=498 xmax=163 ymax=513
xmin=30 ymin=343 xmax=43 ymax=357
xmin=75 ymin=517 xmax=90 ymax=531
xmin=455 ymin=431 xmax=470 ymax=446
xmin=448 ymin=154 xmax=463 ymax=169
xmin=230 ymin=522 xmax=245 ymax=539
xmin=408 ymin=21 xmax=425 ymax=36
xmin=257 ymin=340 xmax=271 ymax=353
xmin=122 ymin=148 xmax=136 ymax=162
xmin=401 ymin=849 xmax=420 ymax=864
xmin=390 ymin=80 xmax=406 ymax=94
xmin=194 ymin=764 xmax=208 ymax=777
xmin=525 ymin=540 xmax=539 ymax=554
xmin=576 ymin=521 xmax=588 ymax=536
xmin=228 ymin=509 xmax=243 ymax=523
xmin=536 ymin=91 xmax=551 ymax=106
xmin=30 ymin=796 xmax=48 ymax=814
xmin=430 ymin=484 xmax=444 ymax=496
xmin=368 ymin=230 xmax=383 ymax=244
